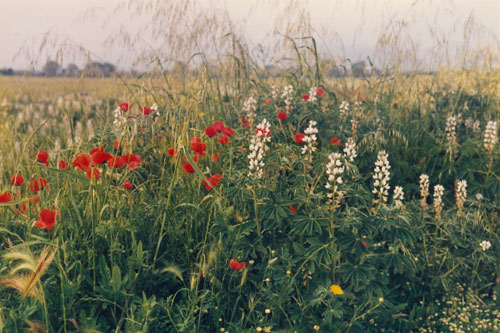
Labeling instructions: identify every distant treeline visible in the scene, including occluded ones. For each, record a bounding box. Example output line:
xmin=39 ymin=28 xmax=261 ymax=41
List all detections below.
xmin=0 ymin=61 xmax=119 ymax=78
xmin=1 ymin=60 xmax=385 ymax=78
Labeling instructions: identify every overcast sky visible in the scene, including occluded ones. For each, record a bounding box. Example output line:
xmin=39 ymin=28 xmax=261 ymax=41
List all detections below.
xmin=0 ymin=0 xmax=499 ymax=70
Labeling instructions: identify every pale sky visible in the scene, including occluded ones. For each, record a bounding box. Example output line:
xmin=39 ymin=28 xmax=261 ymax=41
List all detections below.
xmin=0 ymin=0 xmax=499 ymax=70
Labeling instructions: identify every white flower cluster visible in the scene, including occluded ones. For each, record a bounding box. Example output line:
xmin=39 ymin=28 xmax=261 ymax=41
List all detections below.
xmin=480 ymin=240 xmax=491 ymax=251
xmin=445 ymin=115 xmax=457 ymax=144
xmin=271 ymin=85 xmax=280 ymax=100
xmin=351 ymin=118 xmax=359 ymax=139
xmin=343 ymin=137 xmax=357 ymax=162
xmin=307 ymin=86 xmax=318 ymax=103
xmin=151 ymin=103 xmax=161 ymax=118
xmin=484 ymin=120 xmax=498 ymax=152
xmin=455 ymin=179 xmax=467 ymax=210
xmin=281 ymin=85 xmax=294 ymax=107
xmin=113 ymin=106 xmax=127 ymax=128
xmin=339 ymin=101 xmax=349 ymax=115
xmin=325 ymin=152 xmax=344 ymax=206
xmin=433 ymin=185 xmax=445 ymax=219
xmin=419 ymin=174 xmax=430 ymax=208
xmin=243 ymin=96 xmax=257 ymax=126
xmin=372 ymin=150 xmax=391 ymax=203
xmin=465 ymin=117 xmax=480 ymax=133
xmin=301 ymin=120 xmax=318 ymax=156
xmin=393 ymin=186 xmax=404 ymax=207
xmin=248 ymin=119 xmax=271 ymax=179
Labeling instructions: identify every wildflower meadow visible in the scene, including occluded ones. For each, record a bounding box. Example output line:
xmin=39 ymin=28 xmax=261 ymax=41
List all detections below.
xmin=0 ymin=1 xmax=500 ymax=331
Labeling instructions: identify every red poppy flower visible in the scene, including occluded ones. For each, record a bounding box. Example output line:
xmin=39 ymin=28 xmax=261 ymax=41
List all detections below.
xmin=212 ymin=121 xmax=225 ymax=133
xmin=264 ymin=98 xmax=272 ymax=105
xmin=107 ymin=155 xmax=126 ymax=168
xmin=87 ymin=168 xmax=100 ymax=180
xmin=168 ymin=148 xmax=177 ymax=157
xmin=29 ymin=178 xmax=48 ymax=193
xmin=37 ymin=151 xmax=49 ymax=167
xmin=29 ymin=195 xmax=40 ymax=204
xmin=0 ymin=192 xmax=12 ymax=203
xmin=241 ymin=117 xmax=250 ymax=128
xmin=72 ymin=153 xmax=92 ymax=171
xmin=15 ymin=204 xmax=27 ymax=215
xmin=119 ymin=102 xmax=130 ymax=112
xmin=190 ymin=137 xmax=207 ymax=153
xmin=141 ymin=107 xmax=151 ymax=116
xmin=229 ymin=258 xmax=246 ymax=271
xmin=212 ymin=153 xmax=220 ymax=162
xmin=290 ymin=205 xmax=296 ymax=213
xmin=217 ymin=135 xmax=229 ymax=145
xmin=361 ymin=241 xmax=367 ymax=247
xmin=277 ymin=112 xmax=287 ymax=121
xmin=123 ymin=179 xmax=133 ymax=190
xmin=91 ymin=146 xmax=113 ymax=165
xmin=202 ymin=174 xmax=223 ymax=191
xmin=34 ymin=209 xmax=59 ymax=231
xmin=183 ymin=162 xmax=195 ymax=173
xmin=58 ymin=160 xmax=70 ymax=170
xmin=222 ymin=126 xmax=234 ymax=137
xmin=121 ymin=154 xmax=142 ymax=171
xmin=302 ymin=94 xmax=310 ymax=101
xmin=10 ymin=174 xmax=24 ymax=186
xmin=113 ymin=140 xmax=121 ymax=150
xmin=331 ymin=138 xmax=342 ymax=146
xmin=316 ymin=87 xmax=325 ymax=97
xmin=295 ymin=133 xmax=305 ymax=144
xmin=204 ymin=126 xmax=217 ymax=137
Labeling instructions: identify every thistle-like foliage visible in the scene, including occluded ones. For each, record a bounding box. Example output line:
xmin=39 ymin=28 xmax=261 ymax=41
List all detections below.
xmin=1 ymin=245 xmax=58 ymax=301
xmin=372 ymin=150 xmax=391 ymax=204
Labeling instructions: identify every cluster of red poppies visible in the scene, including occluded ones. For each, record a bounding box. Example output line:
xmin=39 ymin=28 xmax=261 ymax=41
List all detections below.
xmin=118 ymin=102 xmax=157 ymax=119
xmin=71 ymin=146 xmax=141 ymax=184
xmin=301 ymin=87 xmax=325 ymax=100
xmin=204 ymin=121 xmax=234 ymax=144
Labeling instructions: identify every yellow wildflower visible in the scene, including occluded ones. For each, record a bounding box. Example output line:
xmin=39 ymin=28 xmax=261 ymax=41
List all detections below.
xmin=330 ymin=284 xmax=344 ymax=295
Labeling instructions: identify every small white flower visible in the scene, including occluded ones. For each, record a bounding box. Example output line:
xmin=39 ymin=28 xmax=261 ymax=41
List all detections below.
xmin=455 ymin=179 xmax=467 ymax=210
xmin=433 ymin=185 xmax=445 ymax=218
xmin=247 ymin=119 xmax=271 ymax=179
xmin=372 ymin=150 xmax=391 ymax=204
xmin=476 ymin=193 xmax=483 ymax=201
xmin=307 ymin=86 xmax=318 ymax=103
xmin=480 ymin=240 xmax=491 ymax=251
xmin=343 ymin=137 xmax=357 ymax=162
xmin=484 ymin=120 xmax=498 ymax=152
xmin=445 ymin=115 xmax=457 ymax=144
xmin=393 ymin=186 xmax=404 ymax=207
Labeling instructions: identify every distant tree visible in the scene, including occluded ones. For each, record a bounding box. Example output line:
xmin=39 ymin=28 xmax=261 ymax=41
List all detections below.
xmin=43 ymin=61 xmax=61 ymax=77
xmin=0 ymin=68 xmax=13 ymax=76
xmin=83 ymin=61 xmax=116 ymax=77
xmin=64 ymin=63 xmax=80 ymax=77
